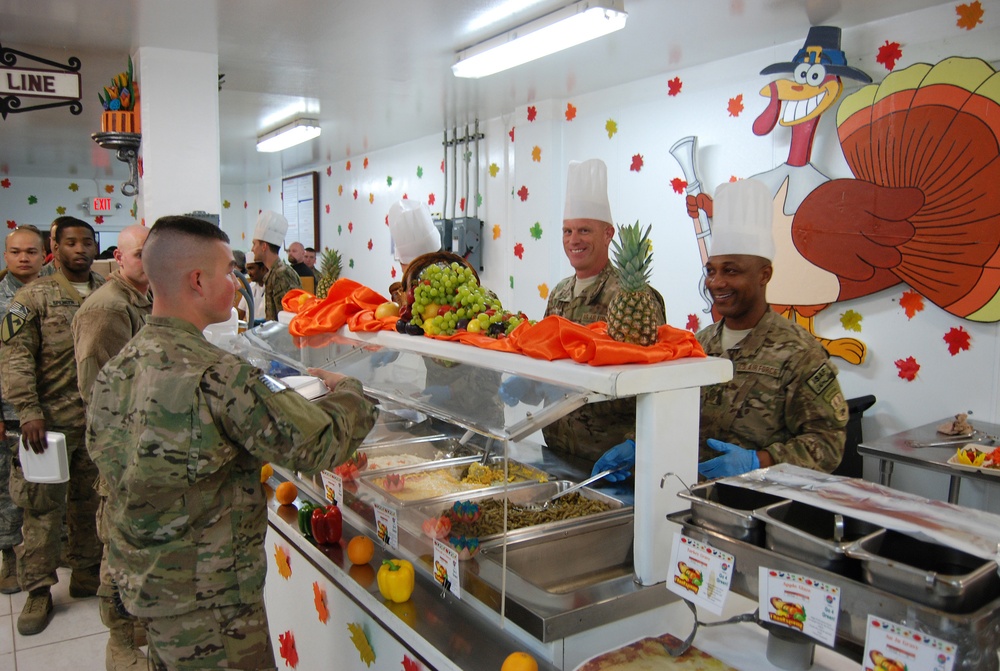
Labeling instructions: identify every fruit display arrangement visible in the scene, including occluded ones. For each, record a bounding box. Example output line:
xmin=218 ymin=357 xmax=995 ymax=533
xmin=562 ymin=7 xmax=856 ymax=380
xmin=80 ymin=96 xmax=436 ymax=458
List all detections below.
xmin=954 ymin=445 xmax=1000 ymax=468
xmin=394 ymin=262 xmax=531 ymax=338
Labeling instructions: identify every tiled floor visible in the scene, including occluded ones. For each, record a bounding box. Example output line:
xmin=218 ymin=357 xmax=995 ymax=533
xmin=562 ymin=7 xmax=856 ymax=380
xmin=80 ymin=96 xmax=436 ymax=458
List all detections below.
xmin=0 ymin=567 xmax=113 ymax=671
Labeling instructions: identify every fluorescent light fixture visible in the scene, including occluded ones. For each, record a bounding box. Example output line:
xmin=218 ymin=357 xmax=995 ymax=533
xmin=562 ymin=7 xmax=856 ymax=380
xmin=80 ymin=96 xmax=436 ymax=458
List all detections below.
xmin=452 ymin=0 xmax=627 ymax=79
xmin=256 ymin=118 xmax=321 ymax=153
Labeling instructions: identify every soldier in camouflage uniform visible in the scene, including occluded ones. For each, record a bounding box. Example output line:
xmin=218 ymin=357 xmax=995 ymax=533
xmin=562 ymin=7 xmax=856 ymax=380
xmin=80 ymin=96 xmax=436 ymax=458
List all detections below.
xmin=87 ymin=216 xmax=377 ymax=670
xmin=0 ymin=217 xmax=105 ymax=636
xmin=72 ymin=224 xmax=151 ymax=669
xmin=695 ymin=180 xmax=846 ymax=479
xmin=543 ymin=262 xmax=665 ymax=461
xmin=0 ymin=226 xmax=46 ymax=594
xmin=251 ymin=210 xmax=301 ymax=320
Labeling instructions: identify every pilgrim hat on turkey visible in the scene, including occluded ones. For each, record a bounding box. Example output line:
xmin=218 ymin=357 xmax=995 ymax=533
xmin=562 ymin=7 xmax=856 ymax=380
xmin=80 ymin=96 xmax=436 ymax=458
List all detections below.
xmin=760 ymin=26 xmax=871 ymax=83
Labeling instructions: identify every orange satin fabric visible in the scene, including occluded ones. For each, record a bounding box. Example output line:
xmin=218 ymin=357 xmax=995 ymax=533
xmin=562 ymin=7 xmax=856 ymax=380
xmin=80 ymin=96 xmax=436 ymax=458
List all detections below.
xmin=286 ymin=280 xmax=705 ymax=364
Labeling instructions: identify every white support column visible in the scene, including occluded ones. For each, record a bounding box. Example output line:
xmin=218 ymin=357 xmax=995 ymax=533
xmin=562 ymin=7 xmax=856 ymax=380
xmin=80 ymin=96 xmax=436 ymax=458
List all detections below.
xmin=133 ymin=46 xmax=221 ymax=225
xmin=633 ymin=387 xmax=701 ymax=585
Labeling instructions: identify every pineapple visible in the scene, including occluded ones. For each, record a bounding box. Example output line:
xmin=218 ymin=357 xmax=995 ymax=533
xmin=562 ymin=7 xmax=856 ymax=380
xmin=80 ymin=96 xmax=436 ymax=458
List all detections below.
xmin=607 ymin=222 xmax=660 ymax=346
xmin=315 ymin=247 xmax=342 ymax=298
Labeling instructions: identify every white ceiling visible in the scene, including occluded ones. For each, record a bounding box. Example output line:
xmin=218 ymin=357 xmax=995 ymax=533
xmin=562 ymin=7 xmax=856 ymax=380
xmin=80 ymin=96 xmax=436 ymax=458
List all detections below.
xmin=0 ymin=0 xmax=952 ymax=185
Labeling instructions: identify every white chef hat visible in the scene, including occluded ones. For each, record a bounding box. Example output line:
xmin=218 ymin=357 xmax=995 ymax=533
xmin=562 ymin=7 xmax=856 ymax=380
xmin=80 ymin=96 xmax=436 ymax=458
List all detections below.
xmin=708 ymin=179 xmax=775 ymax=261
xmin=563 ymin=159 xmax=613 ymax=225
xmin=388 ymin=199 xmax=441 ymax=264
xmin=252 ymin=210 xmax=288 ymax=247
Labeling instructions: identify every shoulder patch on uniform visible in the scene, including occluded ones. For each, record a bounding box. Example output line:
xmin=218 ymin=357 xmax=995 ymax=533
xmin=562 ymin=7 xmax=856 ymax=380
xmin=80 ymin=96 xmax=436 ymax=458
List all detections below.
xmin=806 ymin=363 xmax=835 ymax=395
xmin=7 ymin=301 xmax=28 ymax=320
xmin=1 ymin=312 xmax=26 ymax=342
xmin=825 ymin=387 xmax=849 ymax=423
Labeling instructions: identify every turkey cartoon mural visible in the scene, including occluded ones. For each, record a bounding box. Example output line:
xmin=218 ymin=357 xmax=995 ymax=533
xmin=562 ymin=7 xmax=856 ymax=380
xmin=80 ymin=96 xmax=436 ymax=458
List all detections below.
xmin=687 ymin=26 xmax=874 ymax=364
xmin=687 ymin=28 xmax=1000 ymax=367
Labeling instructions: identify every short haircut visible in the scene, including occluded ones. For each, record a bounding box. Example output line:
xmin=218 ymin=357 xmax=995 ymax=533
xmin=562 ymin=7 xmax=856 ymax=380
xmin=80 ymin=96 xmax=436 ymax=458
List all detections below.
xmin=52 ymin=216 xmax=96 ymax=243
xmin=145 ymin=216 xmax=230 ymax=289
xmin=232 ymin=249 xmax=247 ymax=271
xmin=266 ymin=242 xmax=280 ymax=255
xmin=305 ymin=247 xmax=315 ymax=253
xmin=7 ymin=225 xmax=45 ymax=247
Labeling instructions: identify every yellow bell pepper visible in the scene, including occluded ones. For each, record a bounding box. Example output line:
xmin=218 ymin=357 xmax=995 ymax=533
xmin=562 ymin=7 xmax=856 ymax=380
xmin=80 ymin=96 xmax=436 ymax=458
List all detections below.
xmin=377 ymin=559 xmax=415 ymax=603
xmin=957 ymin=447 xmax=987 ymax=467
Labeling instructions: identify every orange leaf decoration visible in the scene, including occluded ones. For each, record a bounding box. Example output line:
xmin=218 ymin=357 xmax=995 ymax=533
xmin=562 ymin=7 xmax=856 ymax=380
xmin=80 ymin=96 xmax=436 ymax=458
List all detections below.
xmin=313 ymin=581 xmax=329 ymax=624
xmin=956 ymin=1 xmax=984 ymax=30
xmin=492 ymin=224 xmax=501 ymax=240
xmin=565 ymin=102 xmax=577 ymax=121
xmin=727 ymin=94 xmax=744 ymax=117
xmin=899 ymin=290 xmax=925 ymax=319
xmin=274 ymin=544 xmax=292 ymax=579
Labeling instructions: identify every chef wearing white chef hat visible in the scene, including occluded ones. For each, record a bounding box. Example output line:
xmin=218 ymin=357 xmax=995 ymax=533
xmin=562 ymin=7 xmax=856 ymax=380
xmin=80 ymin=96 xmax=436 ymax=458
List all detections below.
xmin=251 ymin=210 xmax=301 ymax=320
xmin=695 ymin=177 xmax=848 ymax=480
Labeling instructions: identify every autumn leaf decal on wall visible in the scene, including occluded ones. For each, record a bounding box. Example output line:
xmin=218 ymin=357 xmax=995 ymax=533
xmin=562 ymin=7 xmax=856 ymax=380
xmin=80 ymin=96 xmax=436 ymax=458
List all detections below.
xmin=895 ymin=356 xmax=920 ymax=381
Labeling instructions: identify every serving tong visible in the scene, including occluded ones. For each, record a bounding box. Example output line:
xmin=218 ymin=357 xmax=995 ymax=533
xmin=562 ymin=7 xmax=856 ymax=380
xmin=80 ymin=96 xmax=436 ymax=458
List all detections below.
xmin=905 ymin=430 xmax=998 ymax=448
xmin=523 ymin=464 xmax=630 ymax=511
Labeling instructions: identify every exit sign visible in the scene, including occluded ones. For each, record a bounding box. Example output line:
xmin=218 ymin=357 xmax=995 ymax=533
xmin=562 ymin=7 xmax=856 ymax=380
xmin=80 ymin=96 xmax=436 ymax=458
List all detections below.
xmin=92 ymin=197 xmax=113 ymax=212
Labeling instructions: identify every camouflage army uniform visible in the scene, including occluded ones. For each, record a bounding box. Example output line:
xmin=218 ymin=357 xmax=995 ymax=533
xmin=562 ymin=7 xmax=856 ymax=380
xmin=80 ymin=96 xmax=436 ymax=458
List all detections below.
xmin=262 ymin=258 xmax=301 ymax=321
xmin=542 ymin=264 xmax=667 ymax=461
xmin=696 ymin=310 xmax=848 ymax=472
xmin=0 ymin=271 xmax=27 ymax=555
xmin=0 ymin=271 xmax=106 ymax=592
xmin=87 ymin=315 xmax=377 ymax=669
xmin=71 ymin=268 xmax=152 ymax=661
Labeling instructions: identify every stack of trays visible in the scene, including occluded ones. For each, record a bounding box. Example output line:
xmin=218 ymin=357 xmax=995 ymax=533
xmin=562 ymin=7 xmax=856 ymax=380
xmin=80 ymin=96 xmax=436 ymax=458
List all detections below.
xmin=677 ymin=481 xmax=1000 ymax=614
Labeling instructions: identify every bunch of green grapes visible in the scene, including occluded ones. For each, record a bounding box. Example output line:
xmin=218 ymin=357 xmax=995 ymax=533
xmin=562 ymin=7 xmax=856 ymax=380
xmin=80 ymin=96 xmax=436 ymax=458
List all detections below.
xmin=396 ymin=262 xmax=531 ymax=337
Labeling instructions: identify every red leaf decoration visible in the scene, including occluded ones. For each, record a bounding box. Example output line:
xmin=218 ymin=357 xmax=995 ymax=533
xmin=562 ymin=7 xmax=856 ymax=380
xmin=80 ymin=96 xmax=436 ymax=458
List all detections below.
xmin=509 ymin=127 xmax=515 ymax=142
xmin=686 ymin=314 xmax=700 ymax=332
xmin=325 ymin=204 xmax=330 ymax=214
xmin=440 ymin=159 xmax=444 ymax=173
xmin=367 ymin=239 xmax=373 ymax=251
xmin=514 ymin=242 xmax=525 ymax=259
xmin=527 ymin=106 xmax=537 ymax=121
xmin=565 ymin=103 xmax=577 ymax=121
xmin=94 ymin=216 xmax=104 ymax=224
xmin=403 ymin=655 xmax=422 ymax=671
xmin=899 ymin=290 xmax=924 ymax=319
xmin=348 ymin=222 xmax=354 ymax=233
xmin=352 ymin=189 xmax=358 ymax=200
xmin=630 ymin=154 xmax=644 ymax=172
xmin=727 ymin=94 xmax=744 ymax=117
xmin=876 ymin=40 xmax=903 ymax=71
xmin=943 ymin=326 xmax=971 ymax=356
xmin=391 ymin=267 xmax=397 ymax=279
xmin=667 ymin=77 xmax=683 ymax=97
xmin=6 ymin=220 xmax=16 ymax=229
xmin=363 ymin=157 xmax=369 ymax=169
xmin=1 ymin=178 xmax=10 ymax=188
xmin=670 ymin=177 xmax=688 ymax=194
xmin=459 ymin=197 xmax=466 ymax=213
xmin=346 ymin=160 xmax=352 ymax=171
xmin=894 ymin=356 xmax=920 ymax=381
xmin=278 ymin=630 xmax=299 ymax=668
xmin=517 ymin=186 xmax=529 ymax=202
xmin=326 ymin=166 xmax=332 ymax=176
xmin=428 ymin=193 xmax=436 ymax=205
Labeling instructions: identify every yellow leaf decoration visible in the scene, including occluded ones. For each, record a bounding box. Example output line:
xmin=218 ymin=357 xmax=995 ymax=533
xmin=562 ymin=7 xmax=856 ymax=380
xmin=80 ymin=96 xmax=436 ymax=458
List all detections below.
xmin=222 ymin=200 xmax=231 ymax=209
xmin=606 ymin=119 xmax=618 ymax=139
xmin=369 ymin=192 xmax=374 ymax=204
xmin=338 ymin=184 xmax=344 ymax=196
xmin=274 ymin=544 xmax=292 ymax=579
xmin=489 ymin=162 xmax=500 ymax=177
xmin=56 ymin=206 xmax=66 ymax=215
xmin=348 ymin=622 xmax=376 ymax=667
xmin=68 ymin=183 xmax=79 ymax=192
xmin=492 ymin=224 xmax=501 ymax=240
xmin=313 ymin=581 xmax=329 ymax=624
xmin=840 ymin=309 xmax=863 ymax=333
xmin=538 ymin=283 xmax=549 ymax=299
xmin=531 ymin=146 xmax=542 ymax=162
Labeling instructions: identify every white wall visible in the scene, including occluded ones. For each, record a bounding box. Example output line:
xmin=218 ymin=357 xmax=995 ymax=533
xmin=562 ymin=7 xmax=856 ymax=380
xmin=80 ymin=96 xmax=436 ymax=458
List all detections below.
xmin=4 ymin=3 xmax=999 ymax=509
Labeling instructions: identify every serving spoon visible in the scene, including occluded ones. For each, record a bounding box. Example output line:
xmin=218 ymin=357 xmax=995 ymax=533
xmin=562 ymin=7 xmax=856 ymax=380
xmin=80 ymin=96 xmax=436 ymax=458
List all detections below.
xmin=524 ymin=464 xmax=630 ymax=511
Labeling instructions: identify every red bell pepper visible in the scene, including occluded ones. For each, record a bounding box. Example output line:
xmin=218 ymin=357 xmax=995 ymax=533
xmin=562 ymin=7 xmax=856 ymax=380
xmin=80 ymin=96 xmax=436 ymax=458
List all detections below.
xmin=310 ymin=504 xmax=343 ymax=545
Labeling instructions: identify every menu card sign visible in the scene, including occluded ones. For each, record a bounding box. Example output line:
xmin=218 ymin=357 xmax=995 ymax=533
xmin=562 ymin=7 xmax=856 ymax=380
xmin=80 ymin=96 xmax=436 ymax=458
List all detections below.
xmin=666 ymin=533 xmax=734 ymax=615
xmin=863 ymin=615 xmax=956 ymax=671
xmin=319 ymin=470 xmax=343 ymax=506
xmin=758 ymin=567 xmax=841 ymax=646
xmin=373 ymin=503 xmax=398 ymax=550
xmin=433 ymin=539 xmax=461 ymax=598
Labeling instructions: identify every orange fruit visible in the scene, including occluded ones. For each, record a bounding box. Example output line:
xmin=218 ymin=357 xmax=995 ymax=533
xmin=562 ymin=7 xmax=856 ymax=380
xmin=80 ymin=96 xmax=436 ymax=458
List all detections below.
xmin=275 ymin=481 xmax=298 ymax=506
xmin=501 ymin=652 xmax=538 ymax=671
xmin=347 ymin=535 xmax=375 ymax=565
xmin=260 ymin=463 xmax=274 ymax=483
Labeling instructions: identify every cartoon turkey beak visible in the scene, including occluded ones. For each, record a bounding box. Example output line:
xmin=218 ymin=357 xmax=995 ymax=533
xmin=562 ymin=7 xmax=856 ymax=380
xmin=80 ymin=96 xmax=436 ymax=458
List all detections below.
xmin=754 ymin=76 xmax=843 ymax=134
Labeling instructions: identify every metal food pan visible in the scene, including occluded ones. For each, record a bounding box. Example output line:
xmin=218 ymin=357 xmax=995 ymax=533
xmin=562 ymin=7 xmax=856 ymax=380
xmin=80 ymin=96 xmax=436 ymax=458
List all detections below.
xmin=357 ymin=436 xmax=480 ymax=471
xmin=753 ymin=500 xmax=882 ymax=575
xmin=400 ymin=480 xmax=629 ymax=547
xmin=846 ymin=530 xmax=1000 ymax=613
xmin=678 ymin=481 xmax=786 ymax=543
xmin=357 ymin=456 xmax=547 ymax=508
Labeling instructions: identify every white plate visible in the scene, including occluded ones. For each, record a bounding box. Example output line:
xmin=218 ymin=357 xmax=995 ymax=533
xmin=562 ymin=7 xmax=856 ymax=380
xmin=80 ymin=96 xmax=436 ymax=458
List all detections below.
xmin=280 ymin=375 xmax=328 ymax=401
xmin=946 ymin=444 xmax=1000 ymax=476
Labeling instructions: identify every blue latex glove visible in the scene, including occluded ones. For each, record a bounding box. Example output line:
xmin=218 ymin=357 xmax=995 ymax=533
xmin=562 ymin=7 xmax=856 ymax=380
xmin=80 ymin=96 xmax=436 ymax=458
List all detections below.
xmin=422 ymin=385 xmax=451 ymax=403
xmin=698 ymin=439 xmax=761 ymax=479
xmin=370 ymin=349 xmax=399 ymax=368
xmin=591 ymin=439 xmax=635 ymax=483
xmin=498 ymin=375 xmax=533 ymax=407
